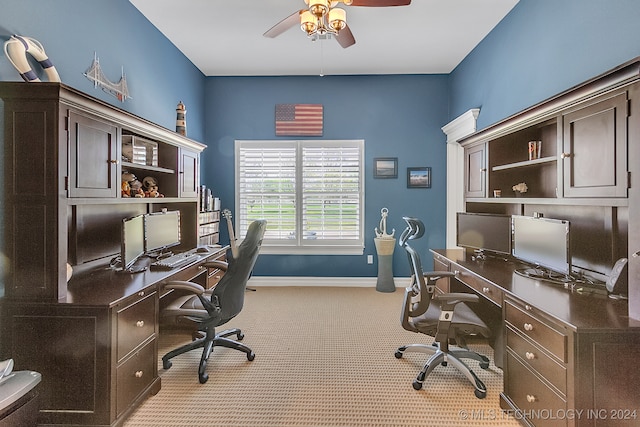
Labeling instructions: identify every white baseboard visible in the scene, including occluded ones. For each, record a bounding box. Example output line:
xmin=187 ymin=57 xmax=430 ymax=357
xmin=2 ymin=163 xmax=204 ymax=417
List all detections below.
xmin=246 ymin=276 xmax=411 ymax=288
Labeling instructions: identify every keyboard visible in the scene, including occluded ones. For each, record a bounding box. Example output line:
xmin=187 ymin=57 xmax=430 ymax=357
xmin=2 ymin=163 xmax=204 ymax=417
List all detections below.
xmin=151 ymin=251 xmax=200 ymax=270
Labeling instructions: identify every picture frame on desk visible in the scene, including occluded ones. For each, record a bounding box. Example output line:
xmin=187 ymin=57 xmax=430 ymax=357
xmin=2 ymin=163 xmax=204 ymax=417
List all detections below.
xmin=407 ymin=167 xmax=431 ymax=188
xmin=373 ymin=157 xmax=398 ymax=178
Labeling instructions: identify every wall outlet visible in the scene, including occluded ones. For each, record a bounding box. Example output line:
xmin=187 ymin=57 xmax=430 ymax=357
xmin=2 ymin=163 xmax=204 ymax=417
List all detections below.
xmin=367 ymin=255 xmax=374 ymax=264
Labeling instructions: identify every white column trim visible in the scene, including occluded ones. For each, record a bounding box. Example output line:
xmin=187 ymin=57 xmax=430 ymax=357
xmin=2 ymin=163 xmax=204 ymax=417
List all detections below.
xmin=441 ymin=109 xmax=480 ymax=248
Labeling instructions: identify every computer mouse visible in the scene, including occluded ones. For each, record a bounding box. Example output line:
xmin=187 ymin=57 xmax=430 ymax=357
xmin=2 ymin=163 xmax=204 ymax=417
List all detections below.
xmin=196 ymin=247 xmax=210 ymax=253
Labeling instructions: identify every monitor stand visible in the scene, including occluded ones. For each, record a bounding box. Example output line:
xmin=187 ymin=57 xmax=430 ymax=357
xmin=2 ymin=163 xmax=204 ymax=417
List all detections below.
xmin=118 ymin=259 xmax=148 ymax=274
xmin=514 ymin=267 xmax=570 ymax=285
xmin=118 ymin=265 xmax=147 ymax=274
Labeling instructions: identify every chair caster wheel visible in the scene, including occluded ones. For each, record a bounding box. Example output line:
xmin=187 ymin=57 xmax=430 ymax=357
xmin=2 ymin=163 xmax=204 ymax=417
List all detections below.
xmin=474 ymin=388 xmax=487 ymax=399
xmin=237 ymin=332 xmax=244 ymax=341
xmin=162 ymin=359 xmax=172 ymax=370
xmin=412 ymin=380 xmax=423 ymax=390
xmin=441 ymin=361 xmax=448 ymax=367
xmin=199 ymin=373 xmax=209 ymax=384
xmin=247 ymin=351 xmax=255 ymax=361
xmin=394 ymin=351 xmax=403 ymax=359
xmin=480 ymin=361 xmax=490 ymax=369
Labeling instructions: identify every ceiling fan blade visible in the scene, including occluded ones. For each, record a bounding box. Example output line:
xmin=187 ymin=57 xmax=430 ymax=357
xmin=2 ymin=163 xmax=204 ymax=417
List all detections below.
xmin=335 ymin=24 xmax=356 ymax=48
xmin=263 ymin=10 xmax=304 ymax=38
xmin=349 ymin=0 xmax=411 ymax=6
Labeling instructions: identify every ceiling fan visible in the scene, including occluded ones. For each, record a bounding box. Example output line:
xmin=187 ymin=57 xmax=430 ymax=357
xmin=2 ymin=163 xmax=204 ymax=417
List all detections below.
xmin=263 ymin=0 xmax=412 ymax=48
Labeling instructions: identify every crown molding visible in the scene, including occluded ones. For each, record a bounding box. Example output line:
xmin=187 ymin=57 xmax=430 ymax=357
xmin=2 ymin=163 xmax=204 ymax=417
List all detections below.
xmin=441 ymin=108 xmax=480 ymax=144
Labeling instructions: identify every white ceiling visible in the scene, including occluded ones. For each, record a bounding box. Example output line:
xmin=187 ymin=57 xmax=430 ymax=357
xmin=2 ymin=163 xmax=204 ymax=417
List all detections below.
xmin=129 ymin=0 xmax=519 ymax=77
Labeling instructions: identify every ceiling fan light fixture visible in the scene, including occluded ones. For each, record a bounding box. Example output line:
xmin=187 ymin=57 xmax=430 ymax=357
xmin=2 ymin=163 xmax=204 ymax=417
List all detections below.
xmin=300 ymin=11 xmax=318 ymax=35
xmin=306 ymin=0 xmax=330 ymax=18
xmin=328 ymin=8 xmax=346 ymax=32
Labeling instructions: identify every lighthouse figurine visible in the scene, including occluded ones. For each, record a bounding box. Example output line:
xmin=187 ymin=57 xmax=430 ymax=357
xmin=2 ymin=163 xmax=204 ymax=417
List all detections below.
xmin=176 ymin=101 xmax=187 ymax=136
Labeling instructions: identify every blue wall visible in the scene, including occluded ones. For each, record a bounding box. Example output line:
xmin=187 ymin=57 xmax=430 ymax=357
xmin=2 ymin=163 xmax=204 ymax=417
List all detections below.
xmin=0 ymin=0 xmax=206 ymax=139
xmin=450 ymin=0 xmax=640 ymax=130
xmin=203 ymin=75 xmax=450 ymax=277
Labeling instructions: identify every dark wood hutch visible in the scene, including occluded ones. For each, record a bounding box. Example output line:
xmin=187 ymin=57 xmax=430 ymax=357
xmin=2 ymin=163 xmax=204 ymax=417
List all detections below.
xmin=0 ymin=83 xmax=224 ymax=426
xmin=446 ymin=58 xmax=640 ymax=426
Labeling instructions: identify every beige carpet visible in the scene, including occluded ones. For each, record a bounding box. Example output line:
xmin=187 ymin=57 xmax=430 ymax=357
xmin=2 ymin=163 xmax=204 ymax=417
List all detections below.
xmin=124 ymin=286 xmax=521 ymax=427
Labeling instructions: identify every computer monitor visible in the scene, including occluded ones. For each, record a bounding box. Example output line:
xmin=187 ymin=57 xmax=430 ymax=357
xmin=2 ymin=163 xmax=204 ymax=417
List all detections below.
xmin=121 ymin=214 xmax=146 ymax=272
xmin=456 ymin=212 xmax=511 ymax=256
xmin=144 ymin=210 xmax=181 ymax=255
xmin=512 ymin=215 xmax=571 ymax=276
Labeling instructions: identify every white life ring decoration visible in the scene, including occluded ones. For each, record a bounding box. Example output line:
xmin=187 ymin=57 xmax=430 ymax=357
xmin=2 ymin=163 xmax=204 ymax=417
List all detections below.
xmin=3 ymin=35 xmax=60 ymax=82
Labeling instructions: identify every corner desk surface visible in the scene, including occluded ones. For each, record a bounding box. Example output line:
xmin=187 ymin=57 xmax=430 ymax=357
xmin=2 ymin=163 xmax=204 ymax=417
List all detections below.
xmin=65 ymin=246 xmax=228 ymax=306
xmin=431 ymin=249 xmax=639 ymax=332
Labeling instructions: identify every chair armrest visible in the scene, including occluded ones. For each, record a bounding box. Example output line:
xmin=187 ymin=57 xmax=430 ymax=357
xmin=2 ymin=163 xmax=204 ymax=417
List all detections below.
xmin=164 ymin=280 xmax=205 ymax=295
xmin=435 ymin=292 xmax=479 ymax=311
xmin=423 ymin=271 xmax=456 ymax=281
xmin=203 ymin=260 xmax=228 ymax=271
xmin=164 ymin=280 xmax=220 ymax=317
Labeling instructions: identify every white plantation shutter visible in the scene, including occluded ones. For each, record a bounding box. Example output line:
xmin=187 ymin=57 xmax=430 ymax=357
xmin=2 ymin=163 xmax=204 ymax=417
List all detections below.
xmin=235 ymin=140 xmax=364 ymax=254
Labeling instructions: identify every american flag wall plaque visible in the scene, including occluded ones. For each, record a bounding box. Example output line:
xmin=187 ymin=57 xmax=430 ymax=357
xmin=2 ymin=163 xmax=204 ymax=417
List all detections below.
xmin=275 ymin=104 xmax=323 ymax=136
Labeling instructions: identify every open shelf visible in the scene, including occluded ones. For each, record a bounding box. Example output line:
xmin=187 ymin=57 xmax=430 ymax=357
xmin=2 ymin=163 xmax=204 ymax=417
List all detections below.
xmin=121 ymin=161 xmax=174 ymax=175
xmin=492 ymin=156 xmax=556 ymax=172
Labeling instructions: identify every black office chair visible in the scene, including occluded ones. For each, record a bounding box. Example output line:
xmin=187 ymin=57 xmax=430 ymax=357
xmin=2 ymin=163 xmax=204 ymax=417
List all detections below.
xmin=394 ymin=217 xmax=491 ymax=398
xmin=161 ymin=219 xmax=267 ymax=384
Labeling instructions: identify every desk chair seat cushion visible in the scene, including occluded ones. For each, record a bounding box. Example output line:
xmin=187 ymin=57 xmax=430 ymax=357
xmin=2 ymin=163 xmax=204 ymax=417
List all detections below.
xmin=411 ymin=299 xmax=490 ymax=338
xmin=162 ymin=294 xmax=212 ymax=323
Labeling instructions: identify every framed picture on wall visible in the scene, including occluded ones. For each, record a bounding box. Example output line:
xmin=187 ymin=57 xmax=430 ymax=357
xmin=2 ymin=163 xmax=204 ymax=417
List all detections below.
xmin=407 ymin=167 xmax=431 ymax=188
xmin=373 ymin=157 xmax=398 ymax=178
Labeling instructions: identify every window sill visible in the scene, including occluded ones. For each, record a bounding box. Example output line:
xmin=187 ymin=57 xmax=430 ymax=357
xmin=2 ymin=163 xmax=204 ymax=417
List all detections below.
xmin=259 ymin=245 xmax=365 ymax=256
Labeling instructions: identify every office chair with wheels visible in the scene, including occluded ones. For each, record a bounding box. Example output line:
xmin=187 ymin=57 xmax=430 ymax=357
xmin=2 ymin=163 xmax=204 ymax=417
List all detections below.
xmin=394 ymin=217 xmax=491 ymax=398
xmin=161 ymin=219 xmax=267 ymax=384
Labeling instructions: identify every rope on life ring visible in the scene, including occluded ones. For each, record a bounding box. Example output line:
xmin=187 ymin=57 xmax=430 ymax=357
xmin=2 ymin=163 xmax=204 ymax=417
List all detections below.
xmin=3 ymin=35 xmax=60 ymax=82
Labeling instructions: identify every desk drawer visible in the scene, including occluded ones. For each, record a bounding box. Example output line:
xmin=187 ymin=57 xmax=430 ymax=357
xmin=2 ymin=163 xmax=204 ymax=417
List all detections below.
xmin=117 ymin=291 xmax=157 ymax=362
xmin=505 ymin=351 xmax=567 ymax=427
xmin=454 ymin=267 xmax=502 ymax=306
xmin=116 ymin=339 xmax=156 ymax=417
xmin=506 ymin=326 xmax=566 ymax=395
xmin=166 ymin=262 xmax=208 ymax=283
xmin=206 ymin=266 xmax=225 ymax=290
xmin=505 ymin=301 xmax=567 ymax=363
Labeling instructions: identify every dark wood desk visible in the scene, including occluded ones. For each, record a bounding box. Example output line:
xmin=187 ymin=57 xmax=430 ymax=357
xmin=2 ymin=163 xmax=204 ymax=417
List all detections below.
xmin=0 ymin=246 xmax=227 ymax=427
xmin=432 ymin=249 xmax=640 ymax=427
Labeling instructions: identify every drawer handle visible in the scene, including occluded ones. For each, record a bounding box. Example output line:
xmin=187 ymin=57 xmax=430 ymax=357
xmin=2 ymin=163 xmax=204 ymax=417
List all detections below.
xmin=526 ymin=394 xmax=537 ymax=403
xmin=135 ymin=370 xmax=144 ymax=378
xmin=454 ymin=270 xmax=460 ymax=275
xmin=524 ymin=323 xmax=534 ymax=331
xmin=525 ymin=351 xmax=536 ymax=360
xmin=138 ymin=291 xmax=145 ymax=297
xmin=482 ymin=287 xmax=490 ymax=293
xmin=525 ymin=304 xmax=532 ymax=311
xmin=136 ymin=320 xmax=145 ymax=328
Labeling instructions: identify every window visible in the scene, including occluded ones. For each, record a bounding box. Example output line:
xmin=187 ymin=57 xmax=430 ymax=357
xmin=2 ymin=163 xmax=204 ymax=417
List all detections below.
xmin=235 ymin=140 xmax=364 ymax=255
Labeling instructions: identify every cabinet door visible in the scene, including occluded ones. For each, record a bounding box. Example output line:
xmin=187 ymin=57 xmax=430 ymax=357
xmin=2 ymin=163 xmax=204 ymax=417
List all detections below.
xmin=562 ymin=91 xmax=628 ymax=197
xmin=464 ymin=143 xmax=487 ymax=197
xmin=1 ymin=303 xmax=112 ymax=426
xmin=179 ymin=148 xmax=199 ymax=198
xmin=68 ymin=111 xmax=119 ymax=198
